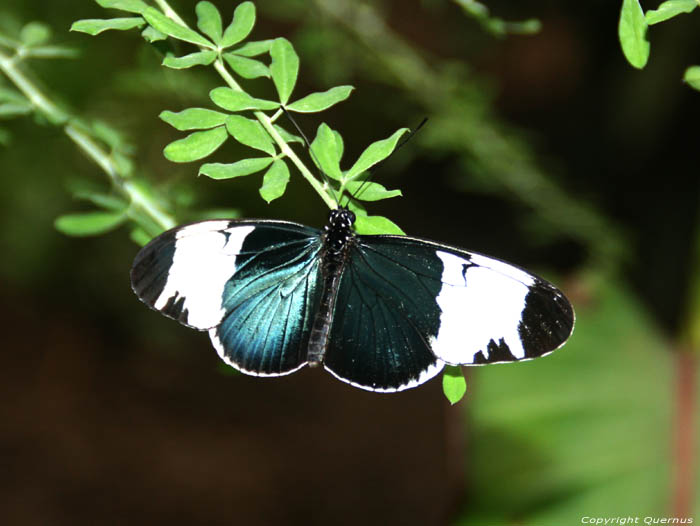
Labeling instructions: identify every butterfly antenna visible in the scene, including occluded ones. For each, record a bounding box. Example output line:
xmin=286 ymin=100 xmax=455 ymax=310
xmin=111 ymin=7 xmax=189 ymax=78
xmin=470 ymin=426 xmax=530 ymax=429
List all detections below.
xmin=345 ymin=117 xmax=428 ymax=207
xmin=280 ymin=106 xmax=340 ymax=208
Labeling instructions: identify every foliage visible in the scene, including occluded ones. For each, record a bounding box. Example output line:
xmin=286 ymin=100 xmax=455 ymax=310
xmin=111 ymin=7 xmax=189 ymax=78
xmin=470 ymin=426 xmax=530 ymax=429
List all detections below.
xmin=619 ymin=0 xmax=700 ymax=91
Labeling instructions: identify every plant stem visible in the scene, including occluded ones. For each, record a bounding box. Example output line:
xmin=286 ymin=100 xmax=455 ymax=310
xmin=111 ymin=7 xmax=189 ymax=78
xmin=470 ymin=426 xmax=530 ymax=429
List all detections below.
xmin=0 ymin=48 xmax=176 ymax=233
xmin=157 ymin=0 xmax=336 ymax=210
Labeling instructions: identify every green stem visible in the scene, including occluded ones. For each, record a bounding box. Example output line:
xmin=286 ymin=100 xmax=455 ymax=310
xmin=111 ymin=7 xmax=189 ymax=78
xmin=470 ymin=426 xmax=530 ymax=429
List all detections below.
xmin=0 ymin=48 xmax=68 ymax=123
xmin=157 ymin=0 xmax=336 ymax=209
xmin=0 ymin=48 xmax=176 ymax=234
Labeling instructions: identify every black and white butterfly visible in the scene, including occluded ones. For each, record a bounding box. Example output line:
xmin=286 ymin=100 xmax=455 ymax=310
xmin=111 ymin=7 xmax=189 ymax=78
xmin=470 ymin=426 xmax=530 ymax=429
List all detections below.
xmin=131 ymin=207 xmax=574 ymax=392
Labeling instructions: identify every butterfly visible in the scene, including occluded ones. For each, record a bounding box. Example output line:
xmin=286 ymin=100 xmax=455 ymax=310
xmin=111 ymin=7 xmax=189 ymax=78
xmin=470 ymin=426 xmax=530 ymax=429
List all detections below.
xmin=130 ymin=206 xmax=575 ymax=392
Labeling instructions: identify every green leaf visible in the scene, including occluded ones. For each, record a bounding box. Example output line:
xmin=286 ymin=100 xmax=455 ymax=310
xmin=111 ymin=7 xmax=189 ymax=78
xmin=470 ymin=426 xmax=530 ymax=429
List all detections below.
xmin=310 ymin=123 xmax=343 ymax=180
xmin=74 ymin=191 xmax=128 ymax=211
xmin=645 ymin=0 xmax=697 ymax=25
xmin=269 ymin=38 xmax=299 ymax=105
xmin=273 ymin=124 xmax=303 ymax=144
xmin=20 ymin=22 xmax=51 ymax=46
xmin=287 ymin=86 xmax=354 ymax=113
xmin=96 ymin=0 xmax=149 ymax=14
xmin=163 ymin=126 xmax=228 ymax=162
xmin=619 ymin=0 xmax=650 ymax=69
xmin=683 ymin=66 xmax=700 ymax=90
xmin=162 ymin=50 xmax=217 ymax=69
xmin=200 ymin=157 xmax=273 ymax=179
xmin=141 ymin=25 xmax=166 ymax=42
xmin=259 ymin=159 xmax=290 ymax=202
xmin=55 ymin=211 xmax=126 ymax=236
xmin=91 ymin=120 xmax=127 ymax=151
xmin=232 ymin=39 xmax=272 ymax=57
xmin=346 ymin=128 xmax=409 ymax=180
xmin=130 ymin=227 xmax=151 ymax=246
xmin=0 ymin=87 xmax=27 ymax=104
xmin=442 ymin=366 xmax=467 ymax=405
xmin=25 ymin=46 xmax=80 ymax=59
xmin=222 ymin=54 xmax=270 ymax=79
xmin=196 ymin=1 xmax=223 ymax=44
xmin=192 ymin=208 xmax=241 ymax=221
xmin=0 ymin=127 xmax=11 ymax=146
xmin=0 ymin=102 xmax=33 ymax=118
xmin=210 ymin=87 xmax=279 ymax=111
xmin=344 ymin=180 xmax=402 ymax=202
xmin=225 ymin=115 xmax=275 ymax=155
xmin=221 ymin=1 xmax=256 ymax=48
xmin=71 ymin=17 xmax=145 ymax=36
xmin=142 ymin=7 xmax=214 ymax=49
xmin=160 ymin=108 xmax=229 ymax=130
xmin=353 ymin=213 xmax=404 ymax=235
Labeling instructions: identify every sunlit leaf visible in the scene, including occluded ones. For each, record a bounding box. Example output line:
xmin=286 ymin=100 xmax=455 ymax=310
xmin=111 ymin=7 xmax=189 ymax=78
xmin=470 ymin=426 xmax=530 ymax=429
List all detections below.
xmin=210 ymin=87 xmax=279 ymax=111
xmin=142 ymin=7 xmax=214 ymax=48
xmin=163 ymin=126 xmax=228 ymax=162
xmin=223 ymin=54 xmax=270 ymax=79
xmin=200 ymin=157 xmax=273 ymax=179
xmin=269 ymin=38 xmax=299 ymax=105
xmin=683 ymin=66 xmax=700 ymax=91
xmin=273 ymin=124 xmax=303 ymax=144
xmin=96 ymin=0 xmax=149 ymax=14
xmin=160 ymin=108 xmax=229 ymax=130
xmin=141 ymin=25 xmax=166 ymax=42
xmin=287 ymin=85 xmax=354 ymax=113
xmin=232 ymin=39 xmax=272 ymax=57
xmin=162 ymin=50 xmax=217 ymax=69
xmin=310 ymin=123 xmax=343 ymax=180
xmin=352 ymin=213 xmax=404 ymax=235
xmin=442 ymin=366 xmax=467 ymax=405
xmin=344 ymin=180 xmax=402 ymax=202
xmin=645 ymin=0 xmax=697 ymax=25
xmin=259 ymin=159 xmax=290 ymax=202
xmin=345 ymin=128 xmax=409 ymax=180
xmin=225 ymin=115 xmax=275 ymax=155
xmin=71 ymin=17 xmax=145 ymax=36
xmin=196 ymin=1 xmax=223 ymax=44
xmin=221 ymin=1 xmax=255 ymax=48
xmin=619 ymin=0 xmax=650 ymax=69
xmin=55 ymin=211 xmax=126 ymax=236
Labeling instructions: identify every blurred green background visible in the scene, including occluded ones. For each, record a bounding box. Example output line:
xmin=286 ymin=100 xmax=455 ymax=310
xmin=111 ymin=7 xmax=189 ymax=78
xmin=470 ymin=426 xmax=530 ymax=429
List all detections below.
xmin=1 ymin=0 xmax=699 ymax=525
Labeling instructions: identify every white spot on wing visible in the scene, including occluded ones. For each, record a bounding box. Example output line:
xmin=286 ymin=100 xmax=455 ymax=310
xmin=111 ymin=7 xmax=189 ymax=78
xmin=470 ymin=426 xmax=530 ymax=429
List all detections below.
xmin=429 ymin=250 xmax=533 ymax=364
xmin=154 ymin=223 xmax=255 ymax=329
xmin=323 ymin=359 xmax=445 ymax=393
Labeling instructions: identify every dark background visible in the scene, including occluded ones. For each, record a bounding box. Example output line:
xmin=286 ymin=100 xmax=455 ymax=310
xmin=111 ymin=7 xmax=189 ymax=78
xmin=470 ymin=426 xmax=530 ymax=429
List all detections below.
xmin=1 ymin=0 xmax=699 ymax=524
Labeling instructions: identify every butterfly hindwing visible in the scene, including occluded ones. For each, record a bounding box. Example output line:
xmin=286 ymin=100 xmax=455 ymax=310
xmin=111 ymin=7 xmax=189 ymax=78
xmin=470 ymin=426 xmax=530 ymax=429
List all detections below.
xmin=323 ymin=239 xmax=446 ymax=392
xmin=323 ymin=235 xmax=573 ymax=391
xmin=131 ymin=220 xmax=323 ymax=375
xmin=209 ymin=226 xmax=323 ymax=376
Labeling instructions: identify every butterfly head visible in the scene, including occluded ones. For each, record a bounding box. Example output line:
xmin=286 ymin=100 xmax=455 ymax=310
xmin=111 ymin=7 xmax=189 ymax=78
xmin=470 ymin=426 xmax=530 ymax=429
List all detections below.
xmin=328 ymin=207 xmax=356 ymax=229
xmin=324 ymin=207 xmax=356 ymax=254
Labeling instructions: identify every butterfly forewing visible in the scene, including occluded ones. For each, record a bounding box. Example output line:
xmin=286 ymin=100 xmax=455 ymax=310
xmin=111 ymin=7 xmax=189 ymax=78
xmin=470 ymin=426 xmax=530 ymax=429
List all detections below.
xmin=131 ymin=220 xmax=324 ymax=375
xmin=329 ymin=235 xmax=574 ymax=371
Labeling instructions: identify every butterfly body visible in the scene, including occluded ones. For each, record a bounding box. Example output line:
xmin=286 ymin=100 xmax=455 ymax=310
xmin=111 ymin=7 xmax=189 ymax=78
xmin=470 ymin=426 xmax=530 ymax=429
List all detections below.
xmin=131 ymin=208 xmax=574 ymax=392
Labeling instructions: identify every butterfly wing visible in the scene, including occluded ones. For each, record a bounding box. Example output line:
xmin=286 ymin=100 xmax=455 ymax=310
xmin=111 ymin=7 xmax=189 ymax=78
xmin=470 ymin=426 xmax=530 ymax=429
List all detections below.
xmin=131 ymin=219 xmax=323 ymax=376
xmin=323 ymin=235 xmax=574 ymax=392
